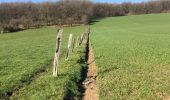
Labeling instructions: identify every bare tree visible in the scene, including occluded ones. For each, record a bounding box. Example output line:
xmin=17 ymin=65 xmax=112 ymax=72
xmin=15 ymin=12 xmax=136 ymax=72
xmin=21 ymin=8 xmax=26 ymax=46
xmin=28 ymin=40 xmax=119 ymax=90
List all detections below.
xmin=0 ymin=0 xmax=170 ymax=33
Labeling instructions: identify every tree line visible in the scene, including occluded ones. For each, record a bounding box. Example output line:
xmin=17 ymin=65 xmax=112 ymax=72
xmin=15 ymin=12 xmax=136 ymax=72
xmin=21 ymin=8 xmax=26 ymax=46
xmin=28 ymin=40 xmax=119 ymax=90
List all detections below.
xmin=0 ymin=0 xmax=170 ymax=33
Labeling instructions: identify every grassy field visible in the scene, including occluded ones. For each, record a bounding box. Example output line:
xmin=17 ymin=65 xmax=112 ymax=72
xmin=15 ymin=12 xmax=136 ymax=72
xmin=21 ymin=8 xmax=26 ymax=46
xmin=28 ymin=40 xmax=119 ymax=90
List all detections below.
xmin=91 ymin=13 xmax=170 ymax=99
xmin=0 ymin=26 xmax=86 ymax=99
xmin=1 ymin=13 xmax=170 ymax=100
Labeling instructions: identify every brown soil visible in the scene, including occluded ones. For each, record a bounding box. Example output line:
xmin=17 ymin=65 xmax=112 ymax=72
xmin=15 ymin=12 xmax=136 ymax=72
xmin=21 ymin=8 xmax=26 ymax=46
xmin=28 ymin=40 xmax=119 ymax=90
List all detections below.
xmin=157 ymin=92 xmax=170 ymax=100
xmin=82 ymin=44 xmax=99 ymax=100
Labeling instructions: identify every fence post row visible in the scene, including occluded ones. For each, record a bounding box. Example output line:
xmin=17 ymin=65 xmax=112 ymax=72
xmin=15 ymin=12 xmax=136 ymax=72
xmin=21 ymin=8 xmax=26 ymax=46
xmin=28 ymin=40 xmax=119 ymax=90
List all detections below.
xmin=53 ymin=29 xmax=63 ymax=77
xmin=80 ymin=26 xmax=91 ymax=46
xmin=53 ymin=26 xmax=90 ymax=77
xmin=66 ymin=34 xmax=73 ymax=60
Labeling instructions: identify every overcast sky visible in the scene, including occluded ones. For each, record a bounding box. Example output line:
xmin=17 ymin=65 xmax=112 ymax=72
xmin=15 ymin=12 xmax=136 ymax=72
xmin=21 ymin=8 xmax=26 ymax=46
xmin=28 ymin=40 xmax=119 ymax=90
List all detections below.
xmin=0 ymin=0 xmax=150 ymax=3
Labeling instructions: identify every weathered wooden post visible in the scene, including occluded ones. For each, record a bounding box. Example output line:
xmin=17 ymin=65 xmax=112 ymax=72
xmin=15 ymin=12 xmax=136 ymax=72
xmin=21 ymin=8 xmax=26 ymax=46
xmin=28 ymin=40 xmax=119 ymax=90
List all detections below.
xmin=79 ymin=32 xmax=86 ymax=45
xmin=83 ymin=32 xmax=88 ymax=44
xmin=78 ymin=36 xmax=81 ymax=46
xmin=79 ymin=33 xmax=83 ymax=45
xmin=53 ymin=29 xmax=63 ymax=77
xmin=66 ymin=34 xmax=73 ymax=60
xmin=84 ymin=26 xmax=90 ymax=43
xmin=75 ymin=36 xmax=79 ymax=48
xmin=72 ymin=37 xmax=76 ymax=52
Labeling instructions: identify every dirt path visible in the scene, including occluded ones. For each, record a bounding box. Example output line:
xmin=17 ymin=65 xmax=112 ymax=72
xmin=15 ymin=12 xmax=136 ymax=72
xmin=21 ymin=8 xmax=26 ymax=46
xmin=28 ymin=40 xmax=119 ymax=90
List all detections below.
xmin=157 ymin=92 xmax=170 ymax=100
xmin=82 ymin=44 xmax=99 ymax=100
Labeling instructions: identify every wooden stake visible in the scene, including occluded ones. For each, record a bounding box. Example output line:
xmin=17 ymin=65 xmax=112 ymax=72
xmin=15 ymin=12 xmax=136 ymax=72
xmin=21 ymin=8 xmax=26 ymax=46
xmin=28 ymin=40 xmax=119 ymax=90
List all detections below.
xmin=80 ymin=26 xmax=90 ymax=45
xmin=75 ymin=36 xmax=79 ymax=48
xmin=66 ymin=34 xmax=73 ymax=60
xmin=79 ymin=33 xmax=83 ymax=45
xmin=78 ymin=36 xmax=81 ymax=46
xmin=72 ymin=37 xmax=76 ymax=52
xmin=79 ymin=32 xmax=86 ymax=45
xmin=53 ymin=29 xmax=63 ymax=77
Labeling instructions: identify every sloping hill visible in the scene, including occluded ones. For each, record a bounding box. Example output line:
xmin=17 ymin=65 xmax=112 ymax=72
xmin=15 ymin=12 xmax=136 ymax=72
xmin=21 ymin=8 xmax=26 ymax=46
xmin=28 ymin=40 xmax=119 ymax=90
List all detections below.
xmin=91 ymin=13 xmax=170 ymax=99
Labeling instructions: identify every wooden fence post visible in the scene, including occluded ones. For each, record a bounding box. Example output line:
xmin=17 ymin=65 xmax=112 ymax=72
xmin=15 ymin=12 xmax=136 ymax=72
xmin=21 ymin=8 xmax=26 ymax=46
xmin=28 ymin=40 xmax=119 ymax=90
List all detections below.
xmin=79 ymin=32 xmax=86 ymax=45
xmin=79 ymin=33 xmax=83 ymax=45
xmin=53 ymin=29 xmax=63 ymax=77
xmin=72 ymin=37 xmax=76 ymax=52
xmin=75 ymin=36 xmax=79 ymax=48
xmin=84 ymin=26 xmax=90 ymax=43
xmin=66 ymin=34 xmax=73 ymax=60
xmin=78 ymin=36 xmax=81 ymax=46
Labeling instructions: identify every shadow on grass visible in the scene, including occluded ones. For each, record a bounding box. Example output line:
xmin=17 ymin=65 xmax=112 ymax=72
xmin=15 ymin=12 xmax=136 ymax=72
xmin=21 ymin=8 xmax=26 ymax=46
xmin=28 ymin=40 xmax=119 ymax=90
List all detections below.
xmin=1 ymin=59 xmax=52 ymax=100
xmin=63 ymin=55 xmax=87 ymax=100
xmin=89 ymin=18 xmax=104 ymax=25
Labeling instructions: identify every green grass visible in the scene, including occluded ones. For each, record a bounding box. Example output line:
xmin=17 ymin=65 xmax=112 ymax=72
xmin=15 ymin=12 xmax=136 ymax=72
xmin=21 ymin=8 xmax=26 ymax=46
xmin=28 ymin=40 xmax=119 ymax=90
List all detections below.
xmin=0 ymin=26 xmax=86 ymax=99
xmin=11 ymin=45 xmax=86 ymax=100
xmin=91 ymin=13 xmax=170 ymax=100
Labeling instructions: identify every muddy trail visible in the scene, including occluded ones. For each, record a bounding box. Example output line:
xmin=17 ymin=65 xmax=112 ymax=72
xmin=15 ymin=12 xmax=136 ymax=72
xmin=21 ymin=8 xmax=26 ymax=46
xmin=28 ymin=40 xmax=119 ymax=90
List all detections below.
xmin=82 ymin=42 xmax=99 ymax=100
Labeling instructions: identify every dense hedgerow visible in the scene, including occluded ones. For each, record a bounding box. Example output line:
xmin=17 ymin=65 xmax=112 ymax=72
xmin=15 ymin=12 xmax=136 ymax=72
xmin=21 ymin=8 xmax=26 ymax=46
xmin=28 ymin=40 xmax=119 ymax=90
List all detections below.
xmin=0 ymin=0 xmax=170 ymax=32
